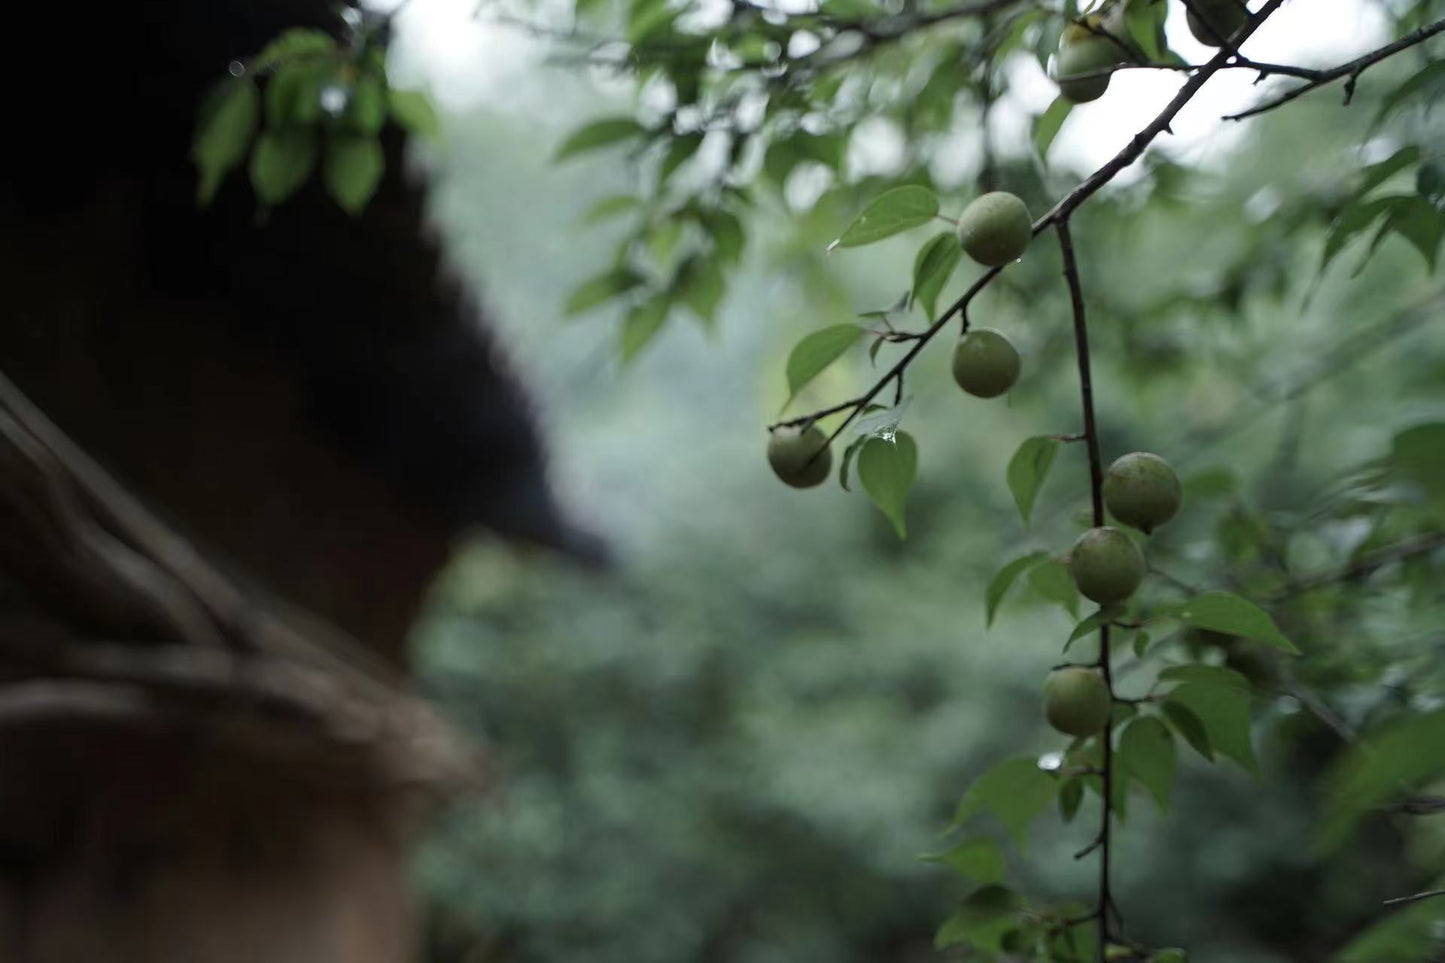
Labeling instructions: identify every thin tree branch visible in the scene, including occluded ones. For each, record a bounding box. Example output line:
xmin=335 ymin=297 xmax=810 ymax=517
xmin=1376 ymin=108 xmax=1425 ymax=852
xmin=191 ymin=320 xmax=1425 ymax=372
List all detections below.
xmin=771 ymin=0 xmax=1291 ymax=438
xmin=1383 ymin=888 xmax=1445 ymax=907
xmin=1058 ymin=217 xmax=1115 ymax=961
xmin=1224 ymin=16 xmax=1445 ymax=121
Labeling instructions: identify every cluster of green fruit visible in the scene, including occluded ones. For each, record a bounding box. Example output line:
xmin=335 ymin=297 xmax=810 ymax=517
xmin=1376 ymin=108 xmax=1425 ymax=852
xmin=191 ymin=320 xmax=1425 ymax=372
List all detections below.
xmin=1053 ymin=0 xmax=1252 ymax=105
xmin=767 ymin=190 xmax=1035 ymax=489
xmin=1044 ymin=452 xmax=1181 ymax=738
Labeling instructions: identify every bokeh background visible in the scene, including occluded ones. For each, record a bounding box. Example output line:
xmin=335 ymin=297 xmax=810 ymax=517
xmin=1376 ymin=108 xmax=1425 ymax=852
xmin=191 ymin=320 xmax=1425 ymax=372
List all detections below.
xmin=371 ymin=4 xmax=1445 ymax=960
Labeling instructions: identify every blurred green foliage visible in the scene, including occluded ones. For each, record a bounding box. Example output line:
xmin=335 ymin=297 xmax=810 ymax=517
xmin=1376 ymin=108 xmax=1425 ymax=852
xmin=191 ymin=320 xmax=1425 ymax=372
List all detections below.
xmin=389 ymin=3 xmax=1445 ymax=961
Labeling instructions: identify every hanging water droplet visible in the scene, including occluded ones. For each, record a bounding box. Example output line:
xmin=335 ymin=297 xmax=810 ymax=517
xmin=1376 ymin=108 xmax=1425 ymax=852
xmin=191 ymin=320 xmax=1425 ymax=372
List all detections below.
xmin=227 ymin=60 xmax=245 ymax=77
xmin=1037 ymin=751 xmax=1064 ymax=772
xmin=319 ymin=84 xmax=349 ymax=118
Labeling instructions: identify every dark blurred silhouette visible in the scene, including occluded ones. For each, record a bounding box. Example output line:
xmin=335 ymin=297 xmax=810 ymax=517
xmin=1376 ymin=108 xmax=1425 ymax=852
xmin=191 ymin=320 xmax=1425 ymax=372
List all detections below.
xmin=0 ymin=2 xmax=590 ymax=960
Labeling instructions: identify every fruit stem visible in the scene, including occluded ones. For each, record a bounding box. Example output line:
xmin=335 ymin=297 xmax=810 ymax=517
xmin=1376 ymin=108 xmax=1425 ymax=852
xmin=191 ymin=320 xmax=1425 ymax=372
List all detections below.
xmin=1057 ymin=217 xmax=1115 ymax=961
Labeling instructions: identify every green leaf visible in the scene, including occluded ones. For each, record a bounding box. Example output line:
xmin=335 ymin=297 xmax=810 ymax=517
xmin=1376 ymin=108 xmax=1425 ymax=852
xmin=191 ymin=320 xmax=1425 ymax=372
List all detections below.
xmin=659 ymin=133 xmax=704 ymax=184
xmin=192 ymin=77 xmax=259 ymax=206
xmin=1374 ymin=60 xmax=1445 ymax=127
xmin=830 ymin=186 xmax=940 ymax=250
xmin=858 ymin=432 xmax=919 ymax=539
xmin=1324 ymin=710 xmax=1445 ymax=847
xmin=921 ymin=837 xmax=1004 ymax=884
xmin=1167 ymin=683 xmax=1256 ymax=773
xmin=698 ymin=208 xmax=745 ymax=264
xmin=1131 ymin=630 xmax=1152 ymax=659
xmin=1157 ymin=592 xmax=1297 ymax=653
xmin=1006 ymin=436 xmax=1059 ymax=527
xmin=953 ymin=758 xmax=1058 ymax=846
xmin=1383 ymin=195 xmax=1445 ymax=271
xmin=581 ymin=194 xmax=642 ymax=225
xmin=265 ymin=60 xmax=332 ymax=127
xmin=340 ymin=73 xmax=386 ymax=134
xmin=253 ymin=27 xmax=336 ymax=71
xmin=1418 ymin=160 xmax=1445 ymax=207
xmin=1124 ymin=0 xmax=1165 ymax=61
xmin=785 ymin=325 xmax=865 ymax=403
xmin=1030 ymin=558 xmax=1079 ymax=619
xmin=1058 ymin=777 xmax=1084 ymax=823
xmin=985 ymin=551 xmax=1049 ymax=627
xmin=1321 ymin=196 xmax=1395 ymax=274
xmin=1032 ymin=97 xmax=1073 ymax=160
xmin=387 ymin=88 xmax=441 ymax=139
xmin=935 ymin=886 xmax=1024 ymax=952
xmin=1353 ymin=145 xmax=1421 ymax=201
xmin=673 ymin=256 xmax=725 ymax=326
xmin=620 ymin=294 xmax=671 ymax=362
xmin=1065 ymin=605 xmax=1124 ymax=649
xmin=1118 ymin=717 xmax=1175 ymax=810
xmin=1392 ymin=421 xmax=1445 ymax=511
xmin=911 ymin=231 xmax=962 ymax=321
xmin=1157 ymin=664 xmax=1251 ymax=691
xmin=1161 ymin=700 xmax=1213 ymax=762
xmin=248 ymin=128 xmax=318 ymax=206
xmin=838 ymin=434 xmax=868 ymax=491
xmin=323 ymin=133 xmax=384 ymax=214
xmin=564 ymin=267 xmax=646 ymax=317
xmin=1332 ymin=877 xmax=1445 ymax=961
xmin=554 ymin=117 xmax=647 ymax=162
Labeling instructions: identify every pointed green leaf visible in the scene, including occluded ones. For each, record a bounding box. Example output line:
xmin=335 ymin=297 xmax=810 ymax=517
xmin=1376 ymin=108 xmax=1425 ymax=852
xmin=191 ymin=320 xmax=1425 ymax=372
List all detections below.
xmin=838 ymin=434 xmax=869 ymax=491
xmin=858 ymin=432 xmax=918 ymax=539
xmin=323 ymin=133 xmax=384 ymax=214
xmin=249 ymin=128 xmax=318 ymax=205
xmin=921 ymin=836 xmax=1004 ymax=884
xmin=1353 ymin=145 xmax=1421 ymax=201
xmin=1385 ymin=195 xmax=1445 ymax=271
xmin=1158 ymin=592 xmax=1296 ymax=653
xmin=192 ymin=77 xmax=259 ymax=205
xmin=985 ymin=551 xmax=1049 ymax=627
xmin=1157 ymin=664 xmax=1251 ymax=691
xmin=935 ymin=886 xmax=1024 ymax=952
xmin=785 ymin=325 xmax=865 ymax=402
xmin=830 ymin=186 xmax=940 ymax=249
xmin=1065 ymin=605 xmax=1124 ymax=649
xmin=1161 ymin=701 xmax=1213 ymax=762
xmin=1058 ymin=776 xmax=1084 ymax=823
xmin=1007 ymin=436 xmax=1059 ymax=527
xmin=581 ymin=194 xmax=642 ymax=225
xmin=1030 ymin=557 xmax=1079 ymax=619
xmin=911 ymin=231 xmax=962 ymax=321
xmin=953 ymin=758 xmax=1058 ymax=846
xmin=1119 ymin=717 xmax=1176 ymax=810
xmin=387 ymin=88 xmax=441 ymax=139
xmin=619 ymin=294 xmax=671 ymax=362
xmin=564 ymin=267 xmax=646 ymax=317
xmin=1167 ymin=683 xmax=1256 ymax=773
xmin=1032 ymin=96 xmax=1073 ymax=160
xmin=554 ymin=117 xmax=647 ymax=162
xmin=659 ymin=132 xmax=705 ymax=184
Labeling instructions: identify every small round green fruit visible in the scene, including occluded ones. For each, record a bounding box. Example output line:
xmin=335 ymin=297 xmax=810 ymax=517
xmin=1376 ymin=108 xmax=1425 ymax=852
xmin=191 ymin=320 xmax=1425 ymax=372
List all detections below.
xmin=1187 ymin=0 xmax=1249 ymax=46
xmin=767 ymin=425 xmax=832 ymax=489
xmin=1043 ymin=666 xmax=1112 ymax=737
xmin=952 ymin=328 xmax=1020 ymax=399
xmin=1054 ymin=31 xmax=1123 ymax=103
xmin=956 ymin=191 xmax=1032 ymax=267
xmin=1068 ymin=526 xmax=1145 ymax=604
xmin=1103 ymin=451 xmax=1181 ymax=533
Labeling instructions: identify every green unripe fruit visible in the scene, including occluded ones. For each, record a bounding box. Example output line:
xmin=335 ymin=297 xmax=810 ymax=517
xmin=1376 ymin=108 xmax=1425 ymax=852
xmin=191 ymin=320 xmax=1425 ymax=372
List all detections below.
xmin=956 ymin=192 xmax=1032 ymax=267
xmin=1054 ymin=31 xmax=1123 ymax=103
xmin=1068 ymin=526 xmax=1145 ymax=604
xmin=1187 ymin=0 xmax=1249 ymax=46
xmin=1102 ymin=451 xmax=1181 ymax=533
xmin=951 ymin=328 xmax=1020 ymax=399
xmin=1043 ymin=666 xmax=1112 ymax=737
xmin=767 ymin=425 xmax=832 ymax=489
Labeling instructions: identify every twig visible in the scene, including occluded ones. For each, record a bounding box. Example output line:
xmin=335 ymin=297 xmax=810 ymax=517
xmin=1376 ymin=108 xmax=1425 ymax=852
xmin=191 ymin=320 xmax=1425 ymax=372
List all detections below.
xmin=1058 ymin=218 xmax=1116 ymax=962
xmin=1224 ymin=16 xmax=1445 ymax=121
xmin=1382 ymin=888 xmax=1445 ymax=907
